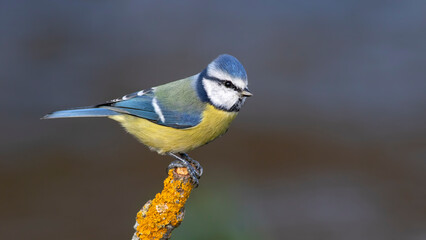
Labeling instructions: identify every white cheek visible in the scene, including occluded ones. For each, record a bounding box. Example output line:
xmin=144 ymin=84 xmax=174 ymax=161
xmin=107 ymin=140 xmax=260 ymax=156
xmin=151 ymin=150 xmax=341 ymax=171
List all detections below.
xmin=203 ymin=80 xmax=239 ymax=110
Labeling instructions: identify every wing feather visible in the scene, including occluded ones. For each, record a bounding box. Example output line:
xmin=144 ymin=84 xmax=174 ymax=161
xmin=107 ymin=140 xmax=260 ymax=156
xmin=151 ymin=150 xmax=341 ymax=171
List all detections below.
xmin=97 ymin=82 xmax=204 ymax=129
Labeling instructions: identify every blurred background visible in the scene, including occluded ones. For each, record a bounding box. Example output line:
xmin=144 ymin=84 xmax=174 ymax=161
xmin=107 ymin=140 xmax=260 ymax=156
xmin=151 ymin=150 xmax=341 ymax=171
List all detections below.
xmin=1 ymin=0 xmax=425 ymax=239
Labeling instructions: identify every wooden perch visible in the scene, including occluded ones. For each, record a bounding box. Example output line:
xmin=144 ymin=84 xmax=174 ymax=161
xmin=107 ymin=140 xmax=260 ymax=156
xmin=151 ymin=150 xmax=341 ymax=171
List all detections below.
xmin=132 ymin=167 xmax=195 ymax=240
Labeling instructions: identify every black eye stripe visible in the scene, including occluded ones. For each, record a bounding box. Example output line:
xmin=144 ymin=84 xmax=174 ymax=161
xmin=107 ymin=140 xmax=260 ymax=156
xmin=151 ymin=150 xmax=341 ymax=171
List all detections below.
xmin=224 ymin=81 xmax=240 ymax=91
xmin=204 ymin=75 xmax=241 ymax=91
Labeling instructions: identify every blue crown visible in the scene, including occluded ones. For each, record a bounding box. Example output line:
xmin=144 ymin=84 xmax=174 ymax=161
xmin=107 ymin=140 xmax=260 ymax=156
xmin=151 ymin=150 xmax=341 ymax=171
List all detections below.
xmin=212 ymin=54 xmax=247 ymax=81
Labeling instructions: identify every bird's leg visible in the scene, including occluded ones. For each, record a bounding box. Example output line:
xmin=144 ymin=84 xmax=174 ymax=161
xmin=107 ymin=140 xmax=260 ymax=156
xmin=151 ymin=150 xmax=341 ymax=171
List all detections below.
xmin=167 ymin=153 xmax=200 ymax=187
xmin=179 ymin=153 xmax=203 ymax=177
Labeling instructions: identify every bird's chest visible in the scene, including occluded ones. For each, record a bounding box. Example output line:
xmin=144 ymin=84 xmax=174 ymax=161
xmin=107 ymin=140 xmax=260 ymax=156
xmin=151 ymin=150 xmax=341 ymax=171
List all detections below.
xmin=111 ymin=104 xmax=237 ymax=153
xmin=188 ymin=104 xmax=238 ymax=145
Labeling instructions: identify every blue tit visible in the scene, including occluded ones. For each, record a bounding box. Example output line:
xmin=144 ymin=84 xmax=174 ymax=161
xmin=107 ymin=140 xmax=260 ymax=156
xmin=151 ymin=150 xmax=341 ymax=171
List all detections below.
xmin=43 ymin=54 xmax=252 ymax=185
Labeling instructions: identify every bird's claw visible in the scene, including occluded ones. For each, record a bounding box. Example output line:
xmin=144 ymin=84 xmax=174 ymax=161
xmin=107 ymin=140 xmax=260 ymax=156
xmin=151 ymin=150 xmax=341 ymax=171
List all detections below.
xmin=167 ymin=153 xmax=203 ymax=187
xmin=179 ymin=153 xmax=203 ymax=177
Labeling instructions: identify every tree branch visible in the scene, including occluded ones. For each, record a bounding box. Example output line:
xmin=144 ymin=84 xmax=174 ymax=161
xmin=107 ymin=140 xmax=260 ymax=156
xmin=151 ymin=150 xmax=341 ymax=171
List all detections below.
xmin=132 ymin=167 xmax=195 ymax=240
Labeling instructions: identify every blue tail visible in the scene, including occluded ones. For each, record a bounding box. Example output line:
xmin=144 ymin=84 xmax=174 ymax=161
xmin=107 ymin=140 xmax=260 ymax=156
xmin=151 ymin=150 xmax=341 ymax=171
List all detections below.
xmin=42 ymin=107 xmax=119 ymax=119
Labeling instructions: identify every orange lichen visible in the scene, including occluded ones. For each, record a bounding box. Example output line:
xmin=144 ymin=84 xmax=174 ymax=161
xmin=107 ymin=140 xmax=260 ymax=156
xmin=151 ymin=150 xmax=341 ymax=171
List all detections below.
xmin=133 ymin=168 xmax=194 ymax=240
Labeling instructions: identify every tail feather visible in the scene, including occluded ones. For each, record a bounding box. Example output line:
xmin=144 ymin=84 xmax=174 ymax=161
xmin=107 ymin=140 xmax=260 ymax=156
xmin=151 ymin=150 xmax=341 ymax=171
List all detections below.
xmin=42 ymin=108 xmax=119 ymax=119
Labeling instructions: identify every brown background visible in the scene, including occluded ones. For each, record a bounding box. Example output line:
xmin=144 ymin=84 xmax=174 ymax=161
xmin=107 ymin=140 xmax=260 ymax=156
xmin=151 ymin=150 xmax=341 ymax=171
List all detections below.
xmin=1 ymin=1 xmax=425 ymax=239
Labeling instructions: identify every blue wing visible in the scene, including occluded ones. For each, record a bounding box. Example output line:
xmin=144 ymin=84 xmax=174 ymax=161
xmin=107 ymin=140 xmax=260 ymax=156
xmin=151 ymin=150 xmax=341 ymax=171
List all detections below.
xmin=44 ymin=77 xmax=205 ymax=129
xmin=97 ymin=88 xmax=203 ymax=129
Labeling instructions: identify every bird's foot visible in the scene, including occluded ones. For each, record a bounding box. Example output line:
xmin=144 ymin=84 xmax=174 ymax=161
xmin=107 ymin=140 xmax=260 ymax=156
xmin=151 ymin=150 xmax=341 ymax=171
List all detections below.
xmin=167 ymin=153 xmax=202 ymax=187
xmin=179 ymin=153 xmax=203 ymax=177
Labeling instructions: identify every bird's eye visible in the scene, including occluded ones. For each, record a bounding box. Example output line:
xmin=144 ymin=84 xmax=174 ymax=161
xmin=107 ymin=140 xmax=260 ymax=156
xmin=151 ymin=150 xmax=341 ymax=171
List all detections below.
xmin=224 ymin=81 xmax=233 ymax=88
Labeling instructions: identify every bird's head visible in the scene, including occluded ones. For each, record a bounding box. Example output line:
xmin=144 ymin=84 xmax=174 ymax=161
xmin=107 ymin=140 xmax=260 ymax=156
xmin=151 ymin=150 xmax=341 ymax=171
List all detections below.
xmin=199 ymin=54 xmax=252 ymax=112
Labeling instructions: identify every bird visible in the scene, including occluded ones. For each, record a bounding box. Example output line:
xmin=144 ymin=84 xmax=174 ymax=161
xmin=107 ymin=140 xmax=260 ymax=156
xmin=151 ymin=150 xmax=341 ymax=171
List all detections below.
xmin=43 ymin=54 xmax=252 ymax=186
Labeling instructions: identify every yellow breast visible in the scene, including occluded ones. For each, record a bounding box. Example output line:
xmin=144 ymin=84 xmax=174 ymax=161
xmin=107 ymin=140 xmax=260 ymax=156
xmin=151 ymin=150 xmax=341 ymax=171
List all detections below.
xmin=109 ymin=104 xmax=238 ymax=154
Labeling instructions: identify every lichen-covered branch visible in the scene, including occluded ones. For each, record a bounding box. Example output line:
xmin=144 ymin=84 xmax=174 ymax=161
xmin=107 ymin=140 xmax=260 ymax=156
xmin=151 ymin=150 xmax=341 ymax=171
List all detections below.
xmin=132 ymin=167 xmax=194 ymax=240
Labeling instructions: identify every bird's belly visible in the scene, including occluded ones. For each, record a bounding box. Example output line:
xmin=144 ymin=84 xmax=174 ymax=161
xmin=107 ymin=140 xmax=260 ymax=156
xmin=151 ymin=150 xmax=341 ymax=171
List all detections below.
xmin=109 ymin=104 xmax=237 ymax=154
